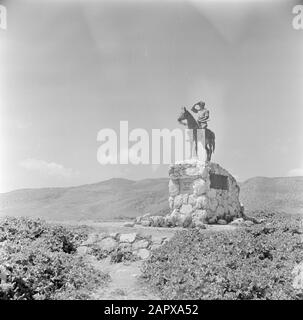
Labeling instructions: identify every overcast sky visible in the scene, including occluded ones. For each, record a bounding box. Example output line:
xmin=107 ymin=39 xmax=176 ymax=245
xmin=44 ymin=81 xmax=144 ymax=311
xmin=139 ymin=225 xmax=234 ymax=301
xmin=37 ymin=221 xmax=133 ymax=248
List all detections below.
xmin=0 ymin=0 xmax=302 ymax=192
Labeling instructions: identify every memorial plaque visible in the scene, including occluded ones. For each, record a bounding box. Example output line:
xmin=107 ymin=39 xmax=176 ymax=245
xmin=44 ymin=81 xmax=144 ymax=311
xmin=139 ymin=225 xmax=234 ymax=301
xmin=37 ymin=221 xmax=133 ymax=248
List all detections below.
xmin=210 ymin=173 xmax=228 ymax=190
xmin=179 ymin=177 xmax=195 ymax=194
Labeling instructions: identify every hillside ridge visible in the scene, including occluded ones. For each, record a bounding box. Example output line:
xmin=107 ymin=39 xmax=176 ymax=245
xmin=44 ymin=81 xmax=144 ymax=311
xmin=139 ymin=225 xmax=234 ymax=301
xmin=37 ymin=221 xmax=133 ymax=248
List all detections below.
xmin=0 ymin=176 xmax=302 ymax=220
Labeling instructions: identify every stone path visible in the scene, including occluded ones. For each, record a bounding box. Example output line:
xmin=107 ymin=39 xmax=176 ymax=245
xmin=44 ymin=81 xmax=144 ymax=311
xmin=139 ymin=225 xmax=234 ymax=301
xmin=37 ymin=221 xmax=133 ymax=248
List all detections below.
xmin=55 ymin=219 xmax=237 ymax=237
xmin=57 ymin=220 xmax=238 ymax=300
xmin=88 ymin=256 xmax=160 ymax=300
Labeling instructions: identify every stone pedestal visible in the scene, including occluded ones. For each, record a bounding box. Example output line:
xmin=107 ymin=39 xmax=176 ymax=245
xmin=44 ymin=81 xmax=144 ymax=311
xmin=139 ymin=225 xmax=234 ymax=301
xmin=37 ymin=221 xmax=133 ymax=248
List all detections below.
xmin=167 ymin=159 xmax=241 ymax=227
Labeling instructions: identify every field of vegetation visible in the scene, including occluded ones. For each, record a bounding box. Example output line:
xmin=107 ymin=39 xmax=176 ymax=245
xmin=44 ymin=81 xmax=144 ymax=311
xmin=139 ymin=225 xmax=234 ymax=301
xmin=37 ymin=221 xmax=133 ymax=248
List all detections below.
xmin=142 ymin=211 xmax=303 ymax=300
xmin=0 ymin=217 xmax=109 ymax=300
xmin=1 ymin=211 xmax=302 ymax=300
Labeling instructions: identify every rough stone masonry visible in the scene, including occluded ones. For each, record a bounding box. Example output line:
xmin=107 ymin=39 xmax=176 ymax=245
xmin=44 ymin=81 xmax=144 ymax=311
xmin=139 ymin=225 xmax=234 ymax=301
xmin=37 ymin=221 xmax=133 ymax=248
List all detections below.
xmin=136 ymin=159 xmax=242 ymax=228
xmin=167 ymin=159 xmax=241 ymax=227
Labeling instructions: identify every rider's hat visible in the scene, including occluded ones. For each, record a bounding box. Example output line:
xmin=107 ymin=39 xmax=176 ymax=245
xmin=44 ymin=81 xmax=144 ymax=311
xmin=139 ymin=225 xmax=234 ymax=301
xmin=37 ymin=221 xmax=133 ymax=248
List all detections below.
xmin=191 ymin=101 xmax=205 ymax=113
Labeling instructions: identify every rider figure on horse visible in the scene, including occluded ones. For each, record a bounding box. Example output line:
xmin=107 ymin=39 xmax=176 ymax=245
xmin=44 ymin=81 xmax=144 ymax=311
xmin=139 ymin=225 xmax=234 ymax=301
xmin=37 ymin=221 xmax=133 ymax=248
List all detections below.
xmin=191 ymin=101 xmax=210 ymax=129
xmin=177 ymin=100 xmax=215 ymax=162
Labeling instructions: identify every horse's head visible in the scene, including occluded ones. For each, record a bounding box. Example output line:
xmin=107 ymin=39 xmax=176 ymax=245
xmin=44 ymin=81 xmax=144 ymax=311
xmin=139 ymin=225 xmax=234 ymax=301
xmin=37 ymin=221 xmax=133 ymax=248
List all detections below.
xmin=178 ymin=107 xmax=198 ymax=129
xmin=177 ymin=107 xmax=188 ymax=123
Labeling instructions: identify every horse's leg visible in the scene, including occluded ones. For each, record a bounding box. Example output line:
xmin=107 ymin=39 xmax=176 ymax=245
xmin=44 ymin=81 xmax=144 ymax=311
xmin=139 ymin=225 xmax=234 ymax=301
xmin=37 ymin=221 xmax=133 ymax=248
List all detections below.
xmin=191 ymin=131 xmax=196 ymax=159
xmin=185 ymin=128 xmax=193 ymax=160
xmin=189 ymin=137 xmax=195 ymax=159
xmin=190 ymin=140 xmax=194 ymax=159
xmin=196 ymin=129 xmax=206 ymax=162
xmin=192 ymin=140 xmax=197 ymax=159
xmin=204 ymin=137 xmax=209 ymax=162
xmin=206 ymin=144 xmax=211 ymax=162
xmin=209 ymin=144 xmax=213 ymax=161
xmin=193 ymin=129 xmax=198 ymax=158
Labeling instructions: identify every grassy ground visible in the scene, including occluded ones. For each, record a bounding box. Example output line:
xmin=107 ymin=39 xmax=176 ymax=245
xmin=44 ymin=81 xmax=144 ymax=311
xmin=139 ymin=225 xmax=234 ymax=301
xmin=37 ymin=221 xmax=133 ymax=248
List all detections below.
xmin=1 ymin=212 xmax=302 ymax=300
xmin=141 ymin=212 xmax=303 ymax=300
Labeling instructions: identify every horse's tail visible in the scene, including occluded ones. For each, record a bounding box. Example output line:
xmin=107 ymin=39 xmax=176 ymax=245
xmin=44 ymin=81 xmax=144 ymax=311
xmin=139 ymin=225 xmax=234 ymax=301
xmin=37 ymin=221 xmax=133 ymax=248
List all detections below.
xmin=208 ymin=130 xmax=215 ymax=154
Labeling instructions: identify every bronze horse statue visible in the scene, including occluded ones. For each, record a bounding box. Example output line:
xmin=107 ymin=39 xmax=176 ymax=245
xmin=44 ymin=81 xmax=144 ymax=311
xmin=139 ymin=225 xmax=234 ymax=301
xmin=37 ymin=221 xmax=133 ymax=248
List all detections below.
xmin=178 ymin=107 xmax=215 ymax=162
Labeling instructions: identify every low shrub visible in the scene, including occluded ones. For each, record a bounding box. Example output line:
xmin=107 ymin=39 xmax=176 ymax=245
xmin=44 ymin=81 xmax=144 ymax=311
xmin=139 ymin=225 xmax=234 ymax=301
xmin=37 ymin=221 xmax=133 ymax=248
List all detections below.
xmin=90 ymin=245 xmax=114 ymax=261
xmin=142 ymin=212 xmax=303 ymax=300
xmin=110 ymin=247 xmax=138 ymax=263
xmin=0 ymin=217 xmax=109 ymax=300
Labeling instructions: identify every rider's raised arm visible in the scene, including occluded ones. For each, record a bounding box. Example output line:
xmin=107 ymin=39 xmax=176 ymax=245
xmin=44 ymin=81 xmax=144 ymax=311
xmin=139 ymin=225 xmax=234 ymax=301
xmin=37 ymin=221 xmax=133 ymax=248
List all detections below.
xmin=191 ymin=104 xmax=198 ymax=113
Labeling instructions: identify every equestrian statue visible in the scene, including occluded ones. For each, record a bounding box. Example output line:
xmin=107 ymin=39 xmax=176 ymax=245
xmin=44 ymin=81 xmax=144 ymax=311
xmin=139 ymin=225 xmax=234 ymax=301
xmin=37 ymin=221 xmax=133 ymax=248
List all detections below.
xmin=178 ymin=101 xmax=215 ymax=162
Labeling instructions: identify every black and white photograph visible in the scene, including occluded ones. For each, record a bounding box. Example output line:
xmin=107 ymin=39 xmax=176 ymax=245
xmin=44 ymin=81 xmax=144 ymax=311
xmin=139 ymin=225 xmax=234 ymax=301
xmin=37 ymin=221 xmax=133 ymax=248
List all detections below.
xmin=0 ymin=0 xmax=303 ymax=304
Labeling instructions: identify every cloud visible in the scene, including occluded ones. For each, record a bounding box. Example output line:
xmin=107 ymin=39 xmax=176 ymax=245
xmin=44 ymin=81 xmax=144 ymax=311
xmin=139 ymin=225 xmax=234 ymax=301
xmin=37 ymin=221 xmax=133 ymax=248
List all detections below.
xmin=288 ymin=166 xmax=303 ymax=177
xmin=19 ymin=158 xmax=78 ymax=178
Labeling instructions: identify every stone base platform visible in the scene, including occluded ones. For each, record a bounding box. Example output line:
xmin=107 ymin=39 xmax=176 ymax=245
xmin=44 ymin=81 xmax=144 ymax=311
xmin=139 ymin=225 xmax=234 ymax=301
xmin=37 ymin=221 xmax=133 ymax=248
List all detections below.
xmin=137 ymin=160 xmax=242 ymax=228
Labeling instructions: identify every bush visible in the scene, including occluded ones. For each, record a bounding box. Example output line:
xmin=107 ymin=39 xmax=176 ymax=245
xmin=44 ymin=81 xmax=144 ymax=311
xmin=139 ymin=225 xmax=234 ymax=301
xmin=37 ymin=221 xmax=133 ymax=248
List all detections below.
xmin=0 ymin=217 xmax=109 ymax=300
xmin=110 ymin=247 xmax=138 ymax=264
xmin=142 ymin=212 xmax=303 ymax=300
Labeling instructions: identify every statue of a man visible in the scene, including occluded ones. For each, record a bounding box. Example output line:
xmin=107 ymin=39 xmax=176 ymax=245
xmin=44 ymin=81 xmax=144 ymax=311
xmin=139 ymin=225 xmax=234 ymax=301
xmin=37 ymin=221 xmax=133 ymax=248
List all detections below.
xmin=191 ymin=101 xmax=210 ymax=129
xmin=177 ymin=101 xmax=215 ymax=162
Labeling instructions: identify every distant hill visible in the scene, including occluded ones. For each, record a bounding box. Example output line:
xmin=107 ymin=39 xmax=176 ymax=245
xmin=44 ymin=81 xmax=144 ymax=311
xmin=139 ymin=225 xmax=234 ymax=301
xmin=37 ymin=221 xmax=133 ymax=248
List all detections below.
xmin=0 ymin=178 xmax=170 ymax=221
xmin=0 ymin=176 xmax=302 ymax=221
xmin=239 ymin=176 xmax=303 ymax=215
